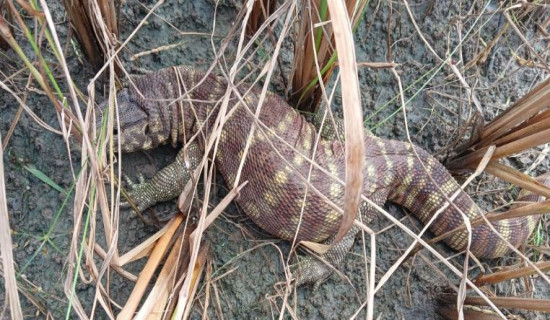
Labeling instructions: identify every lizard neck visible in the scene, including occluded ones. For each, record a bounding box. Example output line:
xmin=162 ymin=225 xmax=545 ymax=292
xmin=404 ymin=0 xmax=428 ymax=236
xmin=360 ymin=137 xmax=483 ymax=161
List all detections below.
xmin=131 ymin=66 xmax=228 ymax=149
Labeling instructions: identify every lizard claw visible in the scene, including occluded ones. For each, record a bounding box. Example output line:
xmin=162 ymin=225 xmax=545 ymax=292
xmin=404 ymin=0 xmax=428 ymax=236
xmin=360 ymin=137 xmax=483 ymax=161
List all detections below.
xmin=122 ymin=172 xmax=147 ymax=188
xmin=122 ymin=173 xmax=137 ymax=189
xmin=120 ymin=173 xmax=157 ymax=212
xmin=290 ymin=255 xmax=334 ymax=290
xmin=138 ymin=172 xmax=147 ymax=184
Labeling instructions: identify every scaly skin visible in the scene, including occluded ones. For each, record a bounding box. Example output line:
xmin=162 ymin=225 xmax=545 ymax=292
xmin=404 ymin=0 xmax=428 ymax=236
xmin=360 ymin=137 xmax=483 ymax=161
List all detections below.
xmin=99 ymin=66 xmax=548 ymax=286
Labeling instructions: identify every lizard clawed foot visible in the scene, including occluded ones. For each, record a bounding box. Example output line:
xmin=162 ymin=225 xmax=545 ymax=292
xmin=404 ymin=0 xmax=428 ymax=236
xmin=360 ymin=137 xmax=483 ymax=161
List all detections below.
xmin=120 ymin=173 xmax=157 ymax=212
xmin=290 ymin=255 xmax=335 ymax=291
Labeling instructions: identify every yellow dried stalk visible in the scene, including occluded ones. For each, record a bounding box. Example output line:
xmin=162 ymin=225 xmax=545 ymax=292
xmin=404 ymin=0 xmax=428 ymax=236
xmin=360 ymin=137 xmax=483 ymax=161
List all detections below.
xmin=135 ymin=228 xmax=190 ymax=320
xmin=117 ymin=214 xmax=184 ymax=320
xmin=0 ymin=135 xmax=23 ymax=320
xmin=324 ymin=0 xmax=363 ymax=250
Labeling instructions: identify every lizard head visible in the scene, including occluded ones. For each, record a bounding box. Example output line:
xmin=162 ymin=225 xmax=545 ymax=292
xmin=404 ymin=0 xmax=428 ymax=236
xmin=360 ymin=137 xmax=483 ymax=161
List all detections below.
xmin=97 ymin=88 xmax=155 ymax=153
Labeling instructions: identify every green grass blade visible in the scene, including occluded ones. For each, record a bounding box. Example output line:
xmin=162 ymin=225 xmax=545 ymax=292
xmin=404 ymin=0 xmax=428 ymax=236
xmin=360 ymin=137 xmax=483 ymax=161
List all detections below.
xmin=24 ymin=165 xmax=66 ymax=194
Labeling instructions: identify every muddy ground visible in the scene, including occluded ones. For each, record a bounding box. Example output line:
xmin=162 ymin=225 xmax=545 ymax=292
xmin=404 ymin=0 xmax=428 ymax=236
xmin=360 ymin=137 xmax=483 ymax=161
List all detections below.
xmin=1 ymin=0 xmax=549 ymax=319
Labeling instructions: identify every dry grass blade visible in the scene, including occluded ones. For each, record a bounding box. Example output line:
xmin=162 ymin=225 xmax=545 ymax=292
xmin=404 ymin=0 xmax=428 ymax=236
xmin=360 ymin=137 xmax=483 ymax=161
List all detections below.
xmin=180 ymin=243 xmax=210 ymax=320
xmin=484 ymin=162 xmax=550 ymax=198
xmin=442 ymin=295 xmax=550 ymax=313
xmin=357 ymin=61 xmax=398 ymax=68
xmin=1 ymin=73 xmax=31 ymax=151
xmin=246 ymin=0 xmax=277 ymax=36
xmin=448 ymin=145 xmax=550 ymax=201
xmin=291 ymin=0 xmax=332 ymax=112
xmin=62 ymin=0 xmax=120 ymax=72
xmin=92 ymin=246 xmax=137 ymax=281
xmin=504 ymin=9 xmax=550 ymax=74
xmin=190 ymin=181 xmax=248 ymax=249
xmin=64 ymin=1 xmax=171 ymax=316
xmin=62 ymin=0 xmax=101 ymax=68
xmin=474 ymin=196 xmax=550 ymax=228
xmin=0 ymin=1 xmax=83 ymax=140
xmin=290 ymin=0 xmax=368 ymax=112
xmin=0 ymin=1 xmax=13 ymax=50
xmin=450 ymin=77 xmax=550 ymax=163
xmin=290 ymin=0 xmax=318 ymax=111
xmin=0 ymin=134 xmax=23 ymax=320
xmin=491 ymin=108 xmax=550 ymax=147
xmin=460 ymin=24 xmax=508 ymax=74
xmin=325 ymin=0 xmax=363 ymax=249
xmin=172 ymin=182 xmax=248 ymax=319
xmin=474 ymin=260 xmax=550 ymax=286
xmin=446 ymin=77 xmax=550 ymax=204
xmin=117 ymin=214 xmax=184 ymax=320
xmin=449 ymin=127 xmax=550 ymax=171
xmin=117 ymin=218 xmax=177 ymax=266
xmin=135 ymin=226 xmax=193 ymax=320
xmin=437 ymin=305 xmax=502 ymax=320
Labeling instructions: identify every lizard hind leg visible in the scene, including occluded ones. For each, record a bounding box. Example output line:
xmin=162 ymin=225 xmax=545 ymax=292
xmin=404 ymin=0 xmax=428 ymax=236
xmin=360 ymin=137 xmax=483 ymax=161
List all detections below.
xmin=290 ymin=226 xmax=358 ymax=289
xmin=290 ymin=201 xmax=376 ymax=288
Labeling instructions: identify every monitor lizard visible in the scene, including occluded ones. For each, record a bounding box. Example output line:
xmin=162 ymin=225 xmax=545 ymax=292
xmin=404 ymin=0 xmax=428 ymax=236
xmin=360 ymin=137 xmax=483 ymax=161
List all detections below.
xmin=97 ymin=66 xmax=549 ymax=287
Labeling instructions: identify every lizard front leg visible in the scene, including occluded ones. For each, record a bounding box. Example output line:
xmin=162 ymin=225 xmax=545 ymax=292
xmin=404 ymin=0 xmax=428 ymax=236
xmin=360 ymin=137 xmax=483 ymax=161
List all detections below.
xmin=122 ymin=142 xmax=202 ymax=212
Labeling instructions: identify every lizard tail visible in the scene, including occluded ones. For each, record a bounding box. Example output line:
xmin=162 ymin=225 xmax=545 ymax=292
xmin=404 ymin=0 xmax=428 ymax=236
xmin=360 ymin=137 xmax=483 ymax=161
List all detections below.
xmin=387 ymin=145 xmax=549 ymax=258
